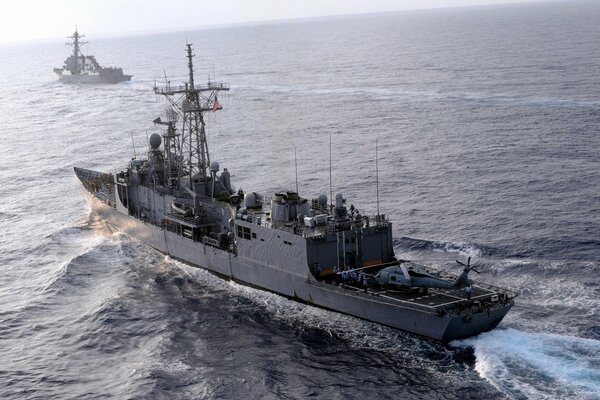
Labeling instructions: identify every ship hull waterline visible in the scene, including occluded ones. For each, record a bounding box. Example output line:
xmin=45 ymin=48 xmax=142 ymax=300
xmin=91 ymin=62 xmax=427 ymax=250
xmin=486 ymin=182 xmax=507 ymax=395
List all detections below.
xmin=56 ymin=73 xmax=132 ymax=84
xmin=80 ymin=187 xmax=513 ymax=343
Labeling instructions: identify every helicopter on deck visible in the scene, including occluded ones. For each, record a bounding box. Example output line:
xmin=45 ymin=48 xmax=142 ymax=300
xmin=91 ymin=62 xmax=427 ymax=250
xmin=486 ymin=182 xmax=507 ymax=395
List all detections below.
xmin=374 ymin=257 xmax=480 ymax=290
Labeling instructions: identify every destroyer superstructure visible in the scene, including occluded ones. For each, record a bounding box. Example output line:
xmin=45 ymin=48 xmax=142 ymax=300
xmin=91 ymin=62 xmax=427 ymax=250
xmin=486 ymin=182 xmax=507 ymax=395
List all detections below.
xmin=54 ymin=29 xmax=132 ymax=84
xmin=74 ymin=44 xmax=516 ymax=342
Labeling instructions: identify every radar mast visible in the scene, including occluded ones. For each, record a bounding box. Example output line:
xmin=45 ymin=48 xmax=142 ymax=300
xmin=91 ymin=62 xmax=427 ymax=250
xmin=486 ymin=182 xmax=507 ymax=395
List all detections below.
xmin=153 ymin=44 xmax=229 ymax=195
xmin=65 ymin=28 xmax=88 ymax=73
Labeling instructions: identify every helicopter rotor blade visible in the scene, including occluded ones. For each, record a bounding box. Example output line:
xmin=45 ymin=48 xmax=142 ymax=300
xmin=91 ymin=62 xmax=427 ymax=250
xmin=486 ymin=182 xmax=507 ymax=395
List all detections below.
xmin=457 ymin=257 xmax=480 ymax=274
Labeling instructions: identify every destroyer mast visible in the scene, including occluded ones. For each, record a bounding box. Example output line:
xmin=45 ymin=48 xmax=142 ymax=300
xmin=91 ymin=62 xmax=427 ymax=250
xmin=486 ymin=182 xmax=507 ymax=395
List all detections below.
xmin=153 ymin=44 xmax=229 ymax=196
xmin=65 ymin=29 xmax=88 ymax=74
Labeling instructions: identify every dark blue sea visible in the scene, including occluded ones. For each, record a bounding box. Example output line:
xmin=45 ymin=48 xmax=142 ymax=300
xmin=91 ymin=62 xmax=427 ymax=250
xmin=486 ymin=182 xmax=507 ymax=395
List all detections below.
xmin=1 ymin=1 xmax=599 ymax=399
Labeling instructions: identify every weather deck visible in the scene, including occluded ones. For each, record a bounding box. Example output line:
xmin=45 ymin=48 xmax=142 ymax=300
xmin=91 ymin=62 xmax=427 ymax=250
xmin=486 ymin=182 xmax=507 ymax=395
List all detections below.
xmin=338 ymin=278 xmax=513 ymax=314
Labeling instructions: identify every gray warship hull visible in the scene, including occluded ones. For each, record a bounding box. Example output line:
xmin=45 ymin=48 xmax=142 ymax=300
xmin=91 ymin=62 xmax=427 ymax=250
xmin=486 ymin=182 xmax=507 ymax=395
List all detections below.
xmin=54 ymin=70 xmax=132 ymax=84
xmin=73 ymin=44 xmax=515 ymax=343
xmin=53 ymin=29 xmax=132 ymax=84
xmin=76 ymin=170 xmax=514 ymax=342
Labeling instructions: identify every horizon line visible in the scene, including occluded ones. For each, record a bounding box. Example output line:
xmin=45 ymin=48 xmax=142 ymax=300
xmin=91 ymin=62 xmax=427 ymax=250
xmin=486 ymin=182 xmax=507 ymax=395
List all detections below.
xmin=0 ymin=0 xmax=553 ymax=47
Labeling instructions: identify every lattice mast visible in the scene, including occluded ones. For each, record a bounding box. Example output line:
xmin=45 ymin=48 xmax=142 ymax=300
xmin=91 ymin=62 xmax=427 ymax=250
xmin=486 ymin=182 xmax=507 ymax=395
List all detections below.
xmin=153 ymin=44 xmax=229 ymax=194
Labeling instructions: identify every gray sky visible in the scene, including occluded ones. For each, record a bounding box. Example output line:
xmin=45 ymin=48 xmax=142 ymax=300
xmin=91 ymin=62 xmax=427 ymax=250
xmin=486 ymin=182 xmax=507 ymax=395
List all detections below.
xmin=0 ymin=0 xmax=550 ymax=44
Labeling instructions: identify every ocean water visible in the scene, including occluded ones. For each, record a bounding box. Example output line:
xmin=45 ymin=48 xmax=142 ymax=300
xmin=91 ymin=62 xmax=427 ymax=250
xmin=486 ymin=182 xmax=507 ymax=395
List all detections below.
xmin=1 ymin=1 xmax=599 ymax=399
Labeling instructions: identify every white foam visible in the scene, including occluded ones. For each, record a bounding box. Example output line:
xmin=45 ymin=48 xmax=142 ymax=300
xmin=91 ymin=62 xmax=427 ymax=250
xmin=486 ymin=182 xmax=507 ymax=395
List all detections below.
xmin=453 ymin=329 xmax=600 ymax=400
xmin=38 ymin=224 xmax=114 ymax=290
xmin=430 ymin=241 xmax=483 ymax=258
xmin=496 ymin=260 xmax=600 ymax=328
xmin=233 ymin=83 xmax=441 ymax=102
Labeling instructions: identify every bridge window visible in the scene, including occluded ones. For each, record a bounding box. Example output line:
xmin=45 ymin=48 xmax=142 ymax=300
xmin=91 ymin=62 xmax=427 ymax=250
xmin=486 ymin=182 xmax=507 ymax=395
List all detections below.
xmin=236 ymin=225 xmax=252 ymax=240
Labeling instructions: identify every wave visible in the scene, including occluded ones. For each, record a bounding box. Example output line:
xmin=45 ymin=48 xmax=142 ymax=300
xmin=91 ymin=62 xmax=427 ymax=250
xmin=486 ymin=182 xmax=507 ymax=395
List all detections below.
xmin=232 ymin=83 xmax=440 ymax=101
xmin=395 ymin=236 xmax=492 ymax=258
xmin=41 ymin=218 xmax=123 ymax=293
xmin=42 ymin=241 xmax=115 ymax=294
xmin=172 ymin=261 xmax=446 ymax=359
xmin=48 ymin=225 xmax=92 ymax=239
xmin=452 ymin=329 xmax=600 ymax=400
xmin=45 ymin=222 xmax=112 ymax=252
xmin=224 ymin=70 xmax=278 ymax=76
xmin=446 ymin=92 xmax=600 ymax=109
xmin=0 ymin=211 xmax=20 ymax=223
xmin=230 ymin=83 xmax=600 ymax=110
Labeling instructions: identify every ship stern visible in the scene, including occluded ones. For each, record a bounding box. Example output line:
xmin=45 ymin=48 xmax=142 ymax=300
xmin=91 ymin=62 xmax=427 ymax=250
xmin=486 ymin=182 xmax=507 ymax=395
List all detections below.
xmin=441 ymin=301 xmax=514 ymax=342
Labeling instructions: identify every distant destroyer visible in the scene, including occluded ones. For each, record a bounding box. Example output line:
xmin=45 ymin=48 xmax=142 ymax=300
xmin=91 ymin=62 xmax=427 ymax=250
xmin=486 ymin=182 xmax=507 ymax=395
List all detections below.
xmin=74 ymin=45 xmax=516 ymax=342
xmin=54 ymin=29 xmax=132 ymax=84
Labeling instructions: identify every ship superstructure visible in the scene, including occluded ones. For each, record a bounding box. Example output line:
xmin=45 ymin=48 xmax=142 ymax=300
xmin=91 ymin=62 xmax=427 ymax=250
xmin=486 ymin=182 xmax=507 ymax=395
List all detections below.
xmin=54 ymin=29 xmax=132 ymax=84
xmin=74 ymin=45 xmax=516 ymax=342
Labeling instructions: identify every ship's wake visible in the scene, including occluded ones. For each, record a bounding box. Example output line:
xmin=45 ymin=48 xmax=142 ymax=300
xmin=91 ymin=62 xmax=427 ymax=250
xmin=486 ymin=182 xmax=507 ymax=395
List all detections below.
xmin=234 ymin=83 xmax=600 ymax=110
xmin=452 ymin=329 xmax=600 ymax=400
xmin=39 ymin=220 xmax=600 ymax=400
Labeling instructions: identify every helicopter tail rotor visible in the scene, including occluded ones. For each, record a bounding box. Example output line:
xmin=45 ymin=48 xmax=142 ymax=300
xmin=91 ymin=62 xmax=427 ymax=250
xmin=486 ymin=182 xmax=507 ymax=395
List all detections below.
xmin=453 ymin=257 xmax=481 ymax=287
xmin=456 ymin=257 xmax=480 ymax=274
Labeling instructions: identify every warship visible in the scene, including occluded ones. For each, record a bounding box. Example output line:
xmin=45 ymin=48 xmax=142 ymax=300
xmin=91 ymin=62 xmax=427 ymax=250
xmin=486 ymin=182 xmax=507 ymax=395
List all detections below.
xmin=74 ymin=45 xmax=516 ymax=342
xmin=54 ymin=29 xmax=132 ymax=84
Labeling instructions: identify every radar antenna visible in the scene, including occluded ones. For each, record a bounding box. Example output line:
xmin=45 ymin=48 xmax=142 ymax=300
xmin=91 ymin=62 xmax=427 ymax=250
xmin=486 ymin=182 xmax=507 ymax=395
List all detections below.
xmin=329 ymin=132 xmax=333 ymax=211
xmin=376 ymin=138 xmax=380 ymax=217
xmin=294 ymin=146 xmax=299 ymax=195
xmin=153 ymin=44 xmax=229 ymax=195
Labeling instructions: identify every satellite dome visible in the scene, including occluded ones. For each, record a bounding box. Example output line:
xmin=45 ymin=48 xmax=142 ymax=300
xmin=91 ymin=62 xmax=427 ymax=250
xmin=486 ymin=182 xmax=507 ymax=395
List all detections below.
xmin=149 ymin=133 xmax=162 ymax=149
xmin=318 ymin=194 xmax=327 ymax=206
xmin=244 ymin=192 xmax=256 ymax=208
xmin=209 ymin=161 xmax=220 ymax=172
